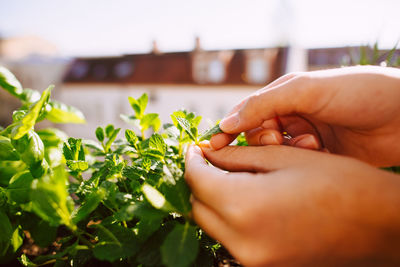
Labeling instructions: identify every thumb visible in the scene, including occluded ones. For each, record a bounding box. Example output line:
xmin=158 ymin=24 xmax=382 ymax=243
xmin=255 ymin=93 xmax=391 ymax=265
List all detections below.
xmin=219 ymin=74 xmax=321 ymax=134
xmin=200 ymin=143 xmax=322 ymax=173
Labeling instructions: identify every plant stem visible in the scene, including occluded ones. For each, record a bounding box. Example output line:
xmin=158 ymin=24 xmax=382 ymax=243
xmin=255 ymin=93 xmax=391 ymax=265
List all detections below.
xmin=37 ymin=256 xmax=68 ymax=266
xmin=72 ymin=230 xmax=94 ymax=249
xmin=141 ymin=129 xmax=145 ymax=140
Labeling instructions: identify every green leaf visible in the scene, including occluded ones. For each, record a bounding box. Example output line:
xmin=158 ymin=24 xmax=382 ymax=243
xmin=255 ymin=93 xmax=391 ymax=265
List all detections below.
xmin=105 ymin=124 xmax=114 ymax=138
xmin=20 ymin=213 xmax=57 ymax=248
xmin=171 ymin=111 xmax=186 ymax=130
xmin=63 ymin=138 xmax=85 ymax=161
xmin=174 ymin=116 xmax=196 ymax=142
xmin=36 ymin=128 xmax=68 ymax=147
xmin=161 ymin=223 xmax=199 ymax=267
xmin=66 ymin=160 xmax=89 ymax=172
xmin=0 ymin=137 xmax=20 ymax=161
xmin=140 ymin=113 xmax=161 ymax=132
xmin=129 ymin=93 xmax=148 ymax=118
xmin=30 ymin=167 xmax=74 ymax=229
xmin=7 ymin=171 xmax=34 ymax=204
xmin=71 ymin=188 xmax=106 ymax=224
xmin=191 ymin=115 xmax=202 ymax=128
xmin=0 ymin=210 xmax=12 ymax=257
xmin=161 ymin=178 xmax=191 ymax=216
xmin=149 ymin=133 xmax=166 ymax=156
xmin=125 ymin=129 xmax=138 ymax=147
xmin=199 ymin=124 xmax=223 ymax=141
xmin=18 ymin=254 xmax=36 ymax=267
xmin=0 ymin=66 xmax=23 ymax=98
xmin=20 ymin=88 xmax=41 ymax=104
xmin=105 ymin=128 xmax=120 ymax=152
xmin=11 ymin=131 xmax=48 ymax=178
xmin=46 ymin=100 xmax=86 ymax=124
xmin=92 ymin=224 xmax=139 ymax=262
xmin=95 ymin=127 xmax=104 ymax=142
xmin=138 ymin=93 xmax=148 ymax=115
xmin=136 ymin=222 xmax=175 ymax=266
xmin=128 ymin=97 xmax=141 ymax=118
xmin=11 ymin=86 xmax=53 ymax=140
xmin=11 ymin=131 xmax=44 ymax=166
xmin=0 ymin=187 xmax=7 ymax=207
xmin=10 ymin=226 xmax=24 ymax=253
xmin=142 ymin=183 xmax=174 ymax=212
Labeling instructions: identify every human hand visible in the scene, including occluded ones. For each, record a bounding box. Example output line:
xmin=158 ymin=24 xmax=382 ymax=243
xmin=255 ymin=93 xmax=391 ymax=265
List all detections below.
xmin=185 ymin=144 xmax=400 ymax=266
xmin=210 ymin=66 xmax=400 ymax=166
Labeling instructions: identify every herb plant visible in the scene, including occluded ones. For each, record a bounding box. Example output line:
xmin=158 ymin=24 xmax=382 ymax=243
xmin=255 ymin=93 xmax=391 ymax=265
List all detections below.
xmin=0 ymin=66 xmax=227 ymax=267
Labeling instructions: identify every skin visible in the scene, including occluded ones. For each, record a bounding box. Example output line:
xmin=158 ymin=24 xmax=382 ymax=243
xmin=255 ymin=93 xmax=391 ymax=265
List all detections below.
xmin=211 ymin=66 xmax=400 ymax=167
xmin=185 ymin=144 xmax=400 ymax=266
xmin=185 ymin=66 xmax=400 ymax=266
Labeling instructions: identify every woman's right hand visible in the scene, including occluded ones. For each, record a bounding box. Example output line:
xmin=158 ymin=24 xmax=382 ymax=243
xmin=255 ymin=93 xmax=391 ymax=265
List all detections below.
xmin=210 ymin=66 xmax=400 ymax=167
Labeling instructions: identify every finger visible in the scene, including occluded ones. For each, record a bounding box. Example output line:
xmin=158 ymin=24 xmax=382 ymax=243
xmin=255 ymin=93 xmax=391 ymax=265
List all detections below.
xmin=201 ymin=145 xmax=320 ymax=172
xmin=219 ymin=74 xmax=325 ymax=134
xmin=245 ymin=128 xmax=283 ymax=146
xmin=209 ymin=132 xmax=238 ymax=150
xmin=225 ymin=73 xmax=299 ymax=117
xmin=185 ymin=145 xmax=232 ymax=207
xmin=289 ymin=134 xmax=320 ymax=150
xmin=191 ymin=198 xmax=237 ymax=246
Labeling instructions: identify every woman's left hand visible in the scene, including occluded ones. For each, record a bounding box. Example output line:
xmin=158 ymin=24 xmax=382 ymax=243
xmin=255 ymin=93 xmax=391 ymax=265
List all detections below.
xmin=185 ymin=144 xmax=400 ymax=267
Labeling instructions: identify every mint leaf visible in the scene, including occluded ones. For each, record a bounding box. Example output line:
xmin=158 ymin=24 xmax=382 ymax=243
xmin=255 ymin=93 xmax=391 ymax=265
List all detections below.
xmin=175 ymin=116 xmax=196 ymax=142
xmin=11 ymin=86 xmax=52 ymax=140
xmin=66 ymin=160 xmax=89 ymax=172
xmin=105 ymin=127 xmax=120 ymax=152
xmin=95 ymin=127 xmax=105 ymax=142
xmin=71 ymin=188 xmax=106 ymax=224
xmin=142 ymin=183 xmax=174 ymax=212
xmin=141 ymin=113 xmax=161 ymax=132
xmin=161 ymin=223 xmax=199 ymax=267
xmin=138 ymin=93 xmax=148 ymax=115
xmin=199 ymin=124 xmax=223 ymax=141
xmin=0 ymin=137 xmax=20 ymax=161
xmin=0 ymin=66 xmax=23 ymax=98
xmin=149 ymin=133 xmax=166 ymax=156
xmin=125 ymin=129 xmax=138 ymax=147
xmin=0 ymin=210 xmax=13 ymax=257
xmin=46 ymin=100 xmax=86 ymax=124
xmin=30 ymin=167 xmax=74 ymax=229
xmin=105 ymin=124 xmax=114 ymax=138
xmin=92 ymin=224 xmax=139 ymax=262
xmin=7 ymin=171 xmax=34 ymax=204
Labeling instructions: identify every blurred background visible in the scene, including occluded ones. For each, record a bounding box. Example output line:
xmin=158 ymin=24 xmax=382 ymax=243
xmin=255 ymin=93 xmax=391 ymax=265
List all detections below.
xmin=1 ymin=0 xmax=400 ymax=138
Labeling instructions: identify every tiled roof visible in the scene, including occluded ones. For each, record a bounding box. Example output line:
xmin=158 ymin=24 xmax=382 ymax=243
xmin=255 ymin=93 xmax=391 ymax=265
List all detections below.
xmin=63 ymin=47 xmax=288 ymax=85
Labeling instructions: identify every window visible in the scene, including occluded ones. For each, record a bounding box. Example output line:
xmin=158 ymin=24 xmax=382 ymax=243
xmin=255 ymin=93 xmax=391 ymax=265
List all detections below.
xmin=92 ymin=64 xmax=108 ymax=80
xmin=114 ymin=61 xmax=134 ymax=78
xmin=70 ymin=61 xmax=89 ymax=79
xmin=247 ymin=59 xmax=269 ymax=84
xmin=208 ymin=59 xmax=225 ymax=83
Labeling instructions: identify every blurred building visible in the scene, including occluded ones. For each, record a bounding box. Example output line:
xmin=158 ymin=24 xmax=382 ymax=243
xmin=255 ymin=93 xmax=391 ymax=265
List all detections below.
xmin=2 ymin=34 xmax=398 ymax=139
xmin=60 ymin=42 xmax=288 ymax=138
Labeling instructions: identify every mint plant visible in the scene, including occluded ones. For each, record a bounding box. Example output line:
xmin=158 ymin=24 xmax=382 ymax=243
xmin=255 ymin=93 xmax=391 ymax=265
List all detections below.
xmin=0 ymin=66 xmax=227 ymax=266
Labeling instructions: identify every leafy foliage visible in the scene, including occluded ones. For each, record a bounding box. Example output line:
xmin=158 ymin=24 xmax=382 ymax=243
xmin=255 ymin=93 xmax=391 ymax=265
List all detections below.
xmin=0 ymin=66 xmax=227 ymax=266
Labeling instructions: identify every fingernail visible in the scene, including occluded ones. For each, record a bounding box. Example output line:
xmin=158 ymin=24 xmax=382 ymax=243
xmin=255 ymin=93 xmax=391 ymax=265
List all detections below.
xmin=260 ymin=133 xmax=279 ymax=145
xmin=294 ymin=135 xmax=319 ymax=149
xmin=220 ymin=113 xmax=239 ymax=132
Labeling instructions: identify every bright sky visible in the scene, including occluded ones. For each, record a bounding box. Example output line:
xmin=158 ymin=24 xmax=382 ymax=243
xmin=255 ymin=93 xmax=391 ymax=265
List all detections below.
xmin=1 ymin=0 xmax=400 ymax=57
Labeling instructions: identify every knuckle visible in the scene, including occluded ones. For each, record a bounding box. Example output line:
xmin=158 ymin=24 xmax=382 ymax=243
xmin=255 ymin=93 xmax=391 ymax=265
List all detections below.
xmin=225 ymin=205 xmax=250 ymax=229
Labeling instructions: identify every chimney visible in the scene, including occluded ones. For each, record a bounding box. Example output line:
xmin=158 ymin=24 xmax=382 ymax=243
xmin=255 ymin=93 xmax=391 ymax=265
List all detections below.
xmin=194 ymin=36 xmax=202 ymax=51
xmin=151 ymin=40 xmax=161 ymax=55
